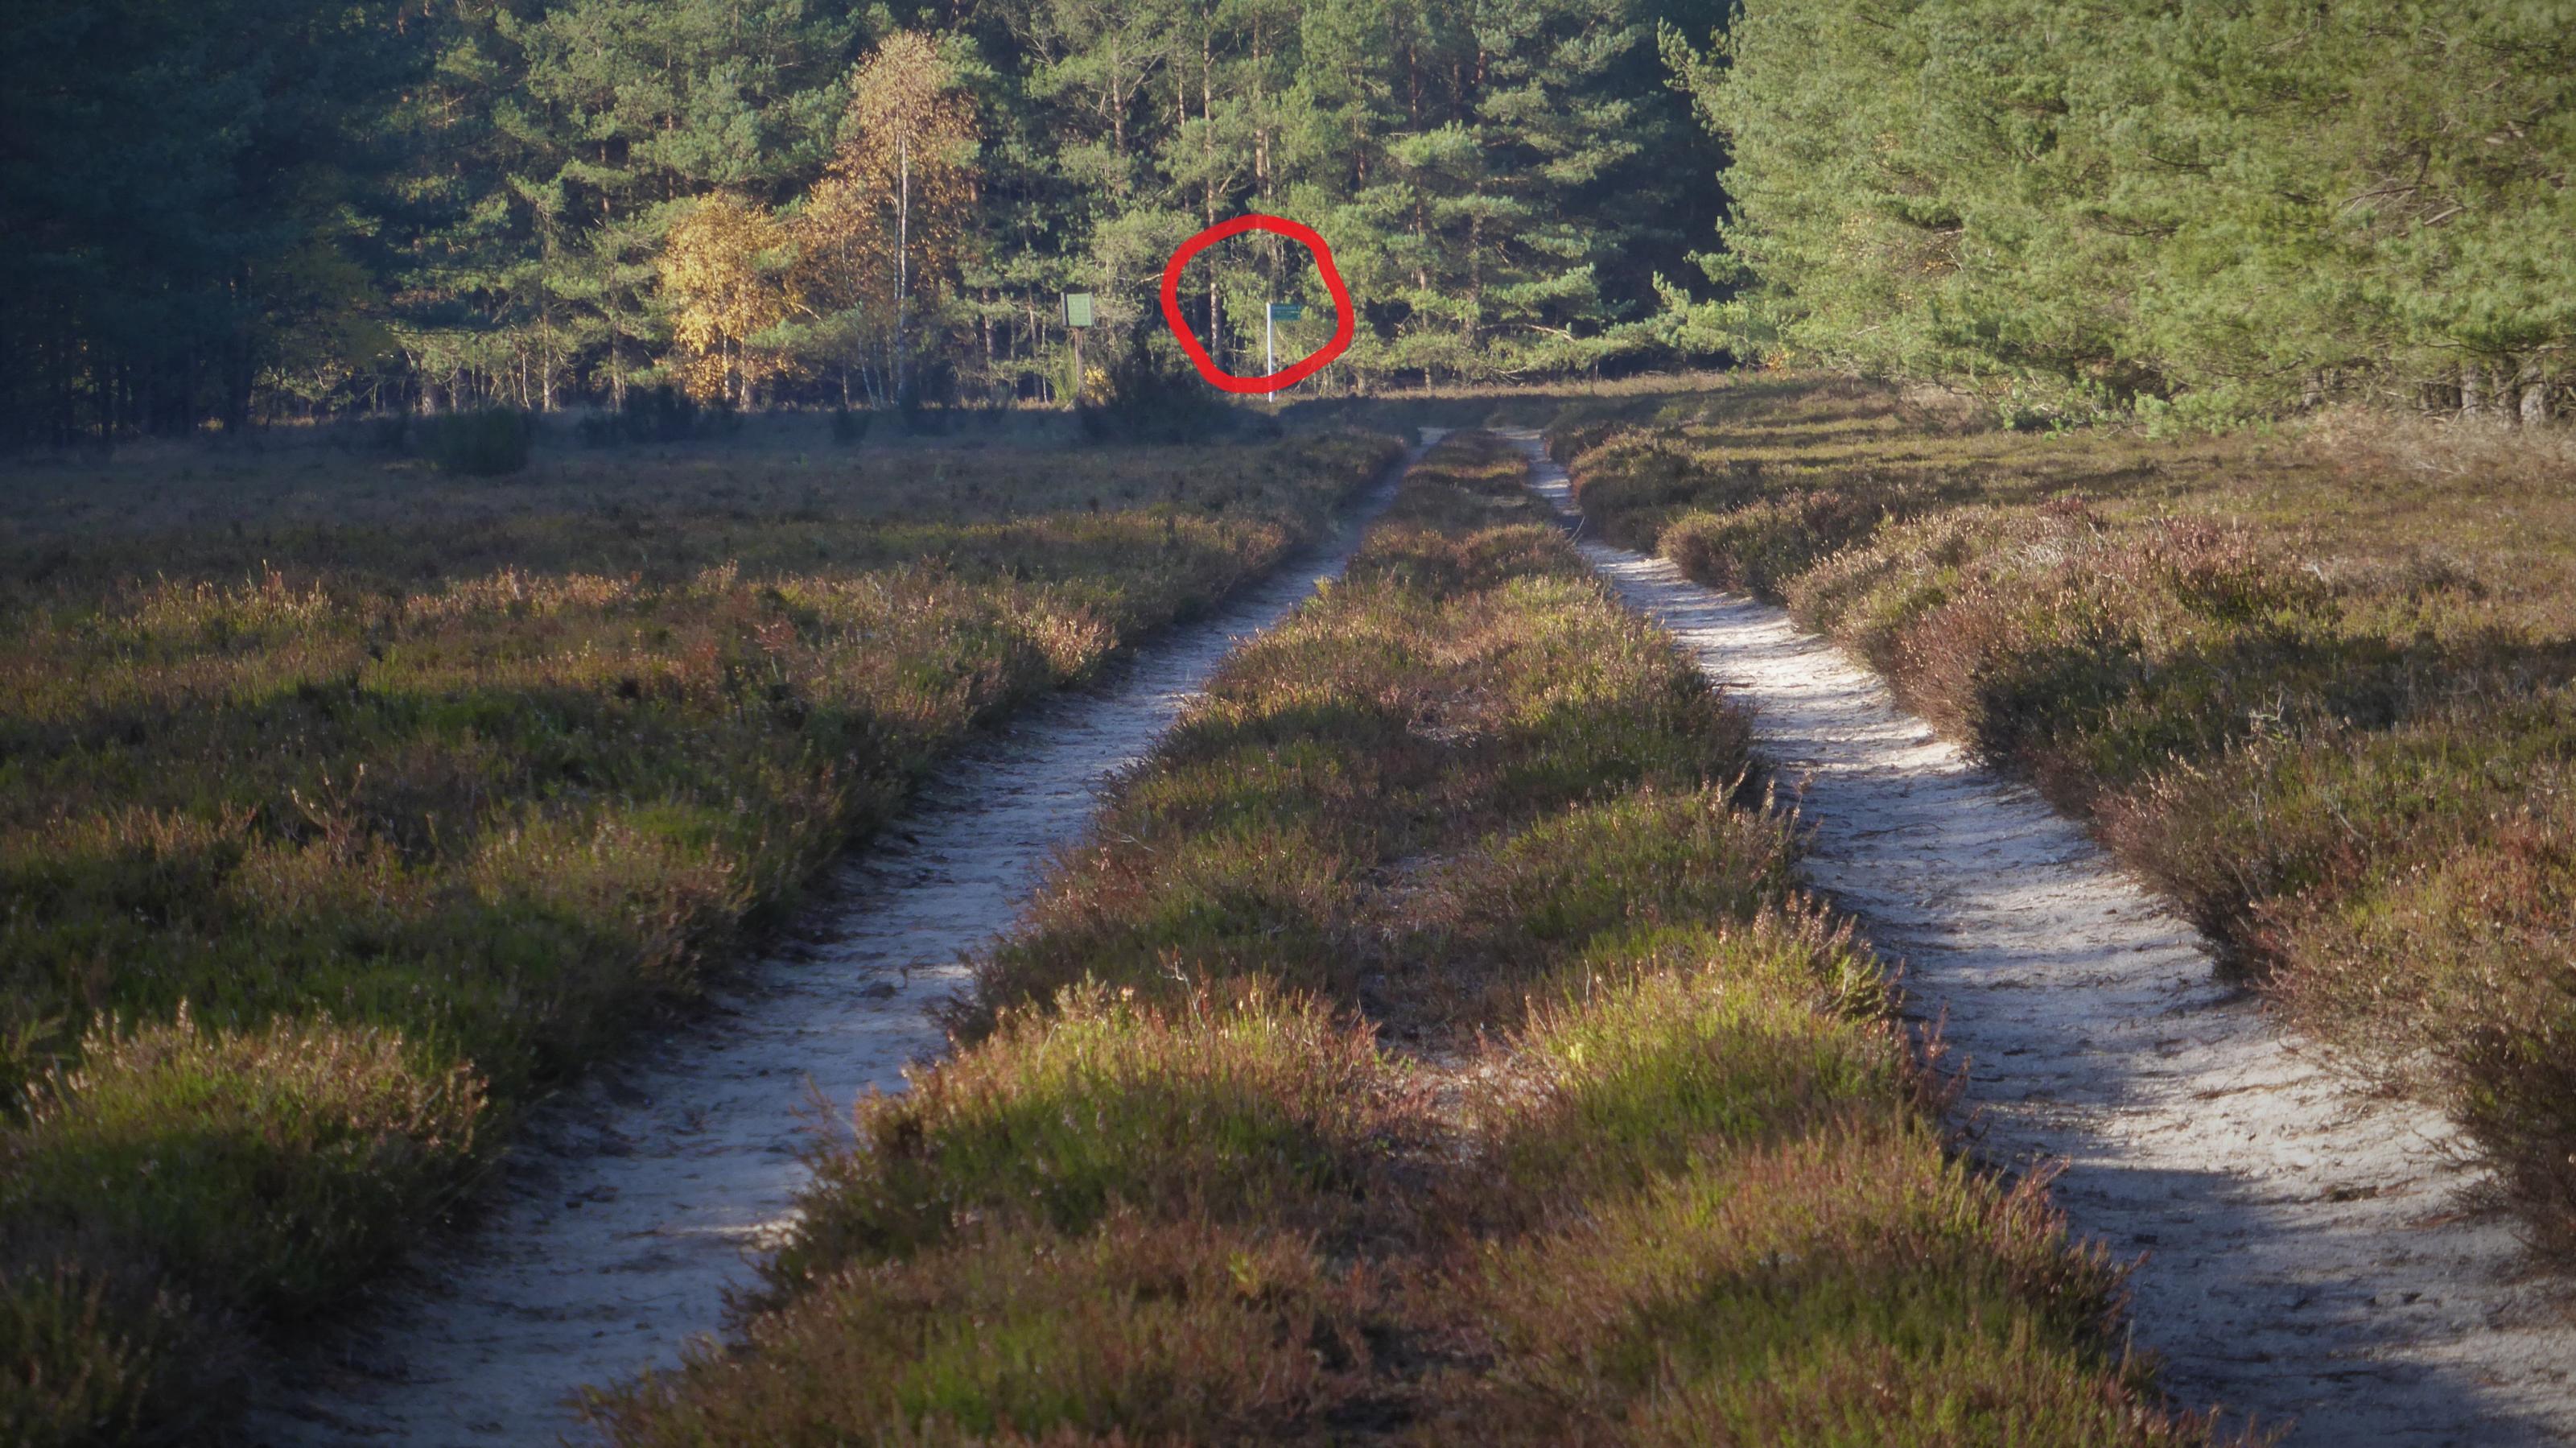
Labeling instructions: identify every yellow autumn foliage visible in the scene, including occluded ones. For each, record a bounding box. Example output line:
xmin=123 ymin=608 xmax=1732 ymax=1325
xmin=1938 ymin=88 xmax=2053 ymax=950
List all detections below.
xmin=658 ymin=194 xmax=802 ymax=404
xmin=790 ymin=33 xmax=979 ymax=389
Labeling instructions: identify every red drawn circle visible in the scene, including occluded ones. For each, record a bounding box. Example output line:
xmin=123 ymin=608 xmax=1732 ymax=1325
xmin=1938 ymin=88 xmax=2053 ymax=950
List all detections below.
xmin=1159 ymin=215 xmax=1355 ymax=394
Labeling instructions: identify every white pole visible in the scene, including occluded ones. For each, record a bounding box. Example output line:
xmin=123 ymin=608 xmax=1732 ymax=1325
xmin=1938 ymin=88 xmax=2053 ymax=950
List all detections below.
xmin=1265 ymin=306 xmax=1276 ymax=377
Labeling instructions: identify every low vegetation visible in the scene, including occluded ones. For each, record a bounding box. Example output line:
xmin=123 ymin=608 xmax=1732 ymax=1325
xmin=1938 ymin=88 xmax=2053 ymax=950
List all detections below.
xmin=590 ymin=432 xmax=2240 ymax=1444
xmin=0 ymin=426 xmax=1400 ymax=1444
xmin=1555 ymin=374 xmax=2576 ymax=1259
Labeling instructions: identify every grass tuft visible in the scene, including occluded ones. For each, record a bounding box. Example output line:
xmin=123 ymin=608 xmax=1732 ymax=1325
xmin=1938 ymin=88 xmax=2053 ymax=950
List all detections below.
xmin=6 ymin=1007 xmax=484 ymax=1318
xmin=1451 ymin=1130 xmax=2169 ymax=1445
xmin=1490 ymin=915 xmax=1912 ymax=1195
xmin=769 ymin=986 xmax=1387 ymax=1292
xmin=595 ymin=1215 xmax=1371 ymax=1446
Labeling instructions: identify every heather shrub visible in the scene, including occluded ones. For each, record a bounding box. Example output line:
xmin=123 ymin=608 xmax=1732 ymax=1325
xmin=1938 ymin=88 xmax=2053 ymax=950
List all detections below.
xmin=769 ymin=988 xmax=1383 ymax=1290
xmin=1456 ymin=1132 xmax=2168 ymax=1445
xmin=2297 ymin=807 xmax=2576 ymax=1254
xmin=1492 ymin=915 xmax=1909 ymax=1194
xmin=0 ymin=1252 xmax=239 ymax=1448
xmin=1660 ymin=484 xmax=1904 ymax=596
xmin=578 ymin=385 xmax=705 ymax=446
xmin=963 ymin=827 xmax=1365 ymax=1027
xmin=593 ymin=1217 xmax=1368 ymax=1446
xmin=421 ymin=406 xmax=535 ymax=476
xmin=2 ymin=1009 xmax=485 ymax=1318
xmin=1430 ymin=788 xmax=1797 ymax=980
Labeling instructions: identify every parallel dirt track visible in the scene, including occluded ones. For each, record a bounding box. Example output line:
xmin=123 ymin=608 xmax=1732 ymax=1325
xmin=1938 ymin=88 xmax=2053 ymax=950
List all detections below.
xmin=252 ymin=443 xmax=1425 ymax=1446
xmin=1506 ymin=429 xmax=2576 ymax=1447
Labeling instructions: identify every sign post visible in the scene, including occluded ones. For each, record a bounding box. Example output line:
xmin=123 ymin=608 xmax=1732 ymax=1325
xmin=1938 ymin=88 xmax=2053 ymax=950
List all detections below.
xmin=1264 ymin=302 xmax=1305 ymax=385
xmin=1061 ymin=292 xmax=1094 ymax=405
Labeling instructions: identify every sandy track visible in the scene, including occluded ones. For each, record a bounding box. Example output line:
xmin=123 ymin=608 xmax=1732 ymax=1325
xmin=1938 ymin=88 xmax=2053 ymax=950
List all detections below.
xmin=249 ymin=441 xmax=1427 ymax=1446
xmin=1504 ymin=431 xmax=2575 ymax=1446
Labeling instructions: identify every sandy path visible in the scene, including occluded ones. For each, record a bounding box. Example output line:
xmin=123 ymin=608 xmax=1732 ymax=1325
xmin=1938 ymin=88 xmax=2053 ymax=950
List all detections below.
xmin=1503 ymin=431 xmax=2576 ymax=1446
xmin=250 ymin=439 xmax=1428 ymax=1446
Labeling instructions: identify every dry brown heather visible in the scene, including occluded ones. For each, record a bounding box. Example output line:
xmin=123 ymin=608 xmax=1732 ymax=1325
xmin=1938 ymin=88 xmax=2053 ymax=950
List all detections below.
xmin=590 ymin=433 xmax=2244 ymax=1446
xmin=1551 ymin=374 xmax=2576 ymax=1262
xmin=0 ymin=424 xmax=1403 ymax=1445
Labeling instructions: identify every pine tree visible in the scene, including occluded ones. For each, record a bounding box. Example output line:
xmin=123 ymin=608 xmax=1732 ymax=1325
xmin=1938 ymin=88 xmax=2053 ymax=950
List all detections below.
xmin=1672 ymin=0 xmax=2576 ymax=419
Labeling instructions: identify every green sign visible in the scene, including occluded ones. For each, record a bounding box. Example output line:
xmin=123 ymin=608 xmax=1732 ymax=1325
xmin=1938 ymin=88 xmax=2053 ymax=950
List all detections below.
xmin=1267 ymin=302 xmax=1304 ymax=322
xmin=1061 ymin=292 xmax=1094 ymax=328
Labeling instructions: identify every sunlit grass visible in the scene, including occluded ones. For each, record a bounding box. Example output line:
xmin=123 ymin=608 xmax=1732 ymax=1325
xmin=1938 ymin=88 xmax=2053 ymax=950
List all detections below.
xmin=591 ymin=1215 xmax=1373 ymax=1447
xmin=1488 ymin=916 xmax=1908 ymax=1195
xmin=1453 ymin=1129 xmax=2192 ymax=1446
xmin=769 ymin=985 xmax=1389 ymax=1292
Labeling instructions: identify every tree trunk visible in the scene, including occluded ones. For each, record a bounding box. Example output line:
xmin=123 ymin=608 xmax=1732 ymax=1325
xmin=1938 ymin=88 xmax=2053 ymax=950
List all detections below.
xmin=1204 ymin=27 xmax=1219 ymax=369
xmin=1467 ymin=206 xmax=1484 ymax=349
xmin=225 ymin=336 xmax=253 ymax=434
xmin=896 ymin=130 xmax=910 ymax=403
xmin=1110 ymin=45 xmax=1127 ymax=166
xmin=539 ymin=258 xmax=556 ymax=412
xmin=2459 ymin=362 xmax=2487 ymax=420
